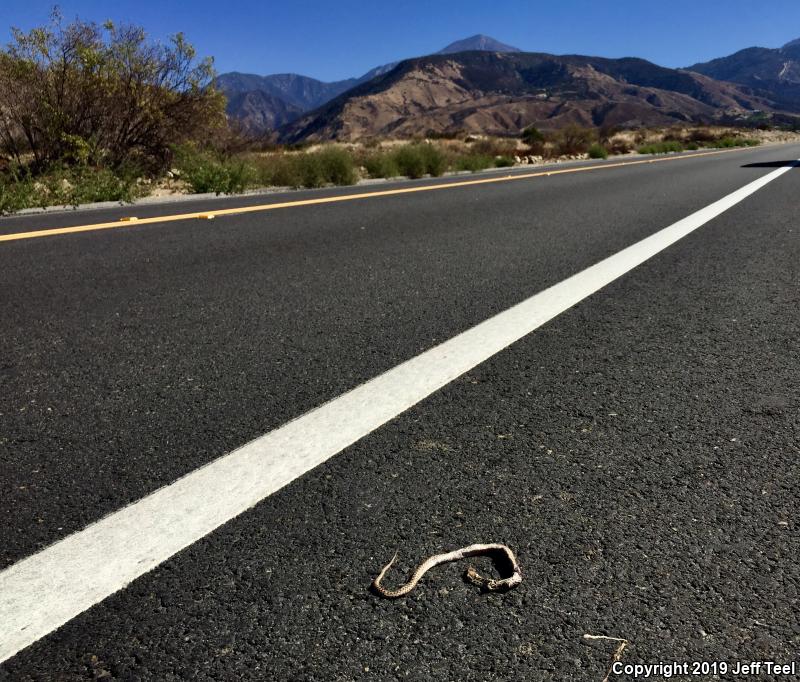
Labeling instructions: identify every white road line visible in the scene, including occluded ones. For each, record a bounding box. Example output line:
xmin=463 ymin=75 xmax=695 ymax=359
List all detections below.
xmin=0 ymin=160 xmax=796 ymax=664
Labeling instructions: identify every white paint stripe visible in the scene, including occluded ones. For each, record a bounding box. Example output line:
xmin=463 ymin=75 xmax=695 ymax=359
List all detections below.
xmin=0 ymin=160 xmax=796 ymax=664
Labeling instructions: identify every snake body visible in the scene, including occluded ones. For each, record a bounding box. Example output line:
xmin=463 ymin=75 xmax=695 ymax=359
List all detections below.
xmin=371 ymin=543 xmax=522 ymax=598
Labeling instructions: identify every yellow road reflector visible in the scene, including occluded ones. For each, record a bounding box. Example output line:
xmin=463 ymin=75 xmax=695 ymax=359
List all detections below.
xmin=118 ymin=217 xmax=138 ymax=222
xmin=197 ymin=214 xmax=215 ymax=220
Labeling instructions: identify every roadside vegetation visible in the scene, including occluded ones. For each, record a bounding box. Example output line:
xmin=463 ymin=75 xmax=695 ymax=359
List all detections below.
xmin=0 ymin=12 xmax=782 ymax=214
xmin=0 ymin=10 xmax=225 ymax=213
xmin=636 ymin=129 xmax=760 ymax=155
xmin=165 ymin=125 xmax=765 ymax=196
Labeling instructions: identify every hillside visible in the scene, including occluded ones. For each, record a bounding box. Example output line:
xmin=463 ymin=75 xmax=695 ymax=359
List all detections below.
xmin=216 ymin=72 xmax=360 ymax=130
xmin=279 ymin=51 xmax=778 ymax=142
xmin=226 ymin=90 xmax=305 ymax=133
xmin=689 ymin=39 xmax=800 ymax=109
xmin=216 ymin=35 xmax=524 ymax=133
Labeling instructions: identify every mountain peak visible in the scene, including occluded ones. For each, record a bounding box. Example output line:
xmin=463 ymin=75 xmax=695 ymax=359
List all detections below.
xmin=437 ymin=34 xmax=521 ymax=55
xmin=783 ymin=38 xmax=800 ymax=50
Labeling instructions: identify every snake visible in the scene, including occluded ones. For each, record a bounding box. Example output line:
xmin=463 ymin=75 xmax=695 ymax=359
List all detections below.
xmin=371 ymin=543 xmax=523 ymax=598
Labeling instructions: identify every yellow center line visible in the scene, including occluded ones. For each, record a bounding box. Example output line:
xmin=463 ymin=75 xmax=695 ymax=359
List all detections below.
xmin=0 ymin=147 xmax=759 ymax=243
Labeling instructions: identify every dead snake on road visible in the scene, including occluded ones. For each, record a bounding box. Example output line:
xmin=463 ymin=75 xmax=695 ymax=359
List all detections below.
xmin=371 ymin=543 xmax=523 ymax=598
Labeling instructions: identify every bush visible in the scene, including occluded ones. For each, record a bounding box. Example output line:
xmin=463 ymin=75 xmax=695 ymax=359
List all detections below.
xmin=252 ymin=154 xmax=299 ymax=188
xmin=173 ymin=144 xmax=256 ymax=194
xmin=637 ymin=140 xmax=684 ymax=155
xmin=0 ymin=11 xmax=225 ymax=173
xmin=0 ymin=173 xmax=37 ymax=214
xmin=556 ymin=125 xmax=594 ymax=155
xmin=0 ymin=163 xmax=144 ymax=214
xmin=588 ymin=144 xmax=609 ymax=159
xmin=225 ymin=161 xmax=257 ymax=193
xmin=711 ymin=137 xmax=760 ymax=148
xmin=456 ymin=154 xmax=494 ymax=172
xmin=249 ymin=147 xmax=359 ymax=190
xmin=472 ymin=138 xmax=517 ymax=158
xmin=521 ymin=126 xmax=545 ymax=146
xmin=294 ymin=154 xmax=326 ymax=188
xmin=363 ymin=152 xmax=400 ymax=178
xmin=419 ymin=144 xmax=448 ymax=176
xmin=392 ymin=143 xmax=446 ymax=178
xmin=55 ymin=166 xmax=143 ymax=205
xmin=392 ymin=145 xmax=427 ymax=178
xmin=494 ymin=156 xmax=515 ymax=167
xmin=316 ymin=147 xmax=359 ymax=185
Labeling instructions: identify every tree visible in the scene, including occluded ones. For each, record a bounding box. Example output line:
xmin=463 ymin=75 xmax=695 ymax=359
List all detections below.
xmin=0 ymin=8 xmax=226 ymax=172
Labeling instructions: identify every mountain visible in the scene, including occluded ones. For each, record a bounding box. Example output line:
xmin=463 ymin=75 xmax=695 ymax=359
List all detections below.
xmin=689 ymin=39 xmax=800 ymax=109
xmin=279 ymin=51 xmax=777 ymax=142
xmin=437 ymin=34 xmax=521 ymax=54
xmin=217 ymin=35 xmax=523 ymax=132
xmin=217 ymin=72 xmax=360 ymax=131
xmin=216 ymin=72 xmax=358 ymax=113
xmin=226 ymin=90 xmax=305 ymax=133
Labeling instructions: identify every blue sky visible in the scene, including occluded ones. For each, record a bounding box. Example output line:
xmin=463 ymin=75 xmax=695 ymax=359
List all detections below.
xmin=4 ymin=1 xmax=800 ymax=81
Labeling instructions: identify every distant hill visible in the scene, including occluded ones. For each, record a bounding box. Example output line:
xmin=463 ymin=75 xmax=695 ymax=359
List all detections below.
xmin=437 ymin=34 xmax=521 ymax=54
xmin=216 ymin=35 xmax=524 ymax=132
xmin=226 ymin=90 xmax=305 ymax=133
xmin=689 ymin=39 xmax=800 ymax=109
xmin=216 ymin=72 xmax=360 ymax=111
xmin=279 ymin=51 xmax=778 ymax=142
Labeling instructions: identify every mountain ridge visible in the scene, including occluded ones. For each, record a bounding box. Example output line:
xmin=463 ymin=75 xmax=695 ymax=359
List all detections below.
xmin=279 ymin=50 xmax=779 ymax=142
xmin=218 ymin=35 xmax=800 ymax=138
xmin=217 ymin=35 xmax=521 ymax=131
xmin=689 ymin=39 xmax=800 ymax=109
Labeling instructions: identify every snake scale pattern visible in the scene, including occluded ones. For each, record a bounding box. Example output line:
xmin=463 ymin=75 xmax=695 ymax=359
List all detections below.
xmin=371 ymin=543 xmax=523 ymax=598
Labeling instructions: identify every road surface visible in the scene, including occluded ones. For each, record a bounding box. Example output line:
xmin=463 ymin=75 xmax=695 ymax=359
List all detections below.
xmin=1 ymin=146 xmax=798 ymax=680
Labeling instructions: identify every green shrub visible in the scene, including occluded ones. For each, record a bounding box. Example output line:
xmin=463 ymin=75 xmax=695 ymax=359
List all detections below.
xmin=521 ymin=126 xmax=545 ymax=146
xmin=184 ymin=160 xmax=230 ymax=193
xmin=0 ymin=175 xmax=37 ymax=214
xmin=254 ymin=154 xmax=302 ymax=188
xmin=250 ymin=147 xmax=358 ymax=189
xmin=225 ymin=161 xmax=257 ymax=193
xmin=392 ymin=145 xmax=427 ymax=178
xmin=455 ymin=154 xmax=494 ymax=172
xmin=293 ymin=154 xmax=325 ymax=188
xmin=588 ymin=144 xmax=609 ymax=159
xmin=711 ymin=137 xmax=760 ymax=148
xmin=494 ymin=156 xmax=515 ymax=167
xmin=173 ymin=144 xmax=256 ymax=194
xmin=420 ymin=144 xmax=448 ymax=177
xmin=637 ymin=140 xmax=684 ymax=155
xmin=316 ymin=147 xmax=359 ymax=185
xmin=0 ymin=163 xmax=144 ymax=213
xmin=363 ymin=152 xmax=400 ymax=178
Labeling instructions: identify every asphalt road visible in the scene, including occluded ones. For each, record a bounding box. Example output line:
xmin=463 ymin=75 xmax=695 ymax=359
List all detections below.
xmin=1 ymin=145 xmax=798 ymax=680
